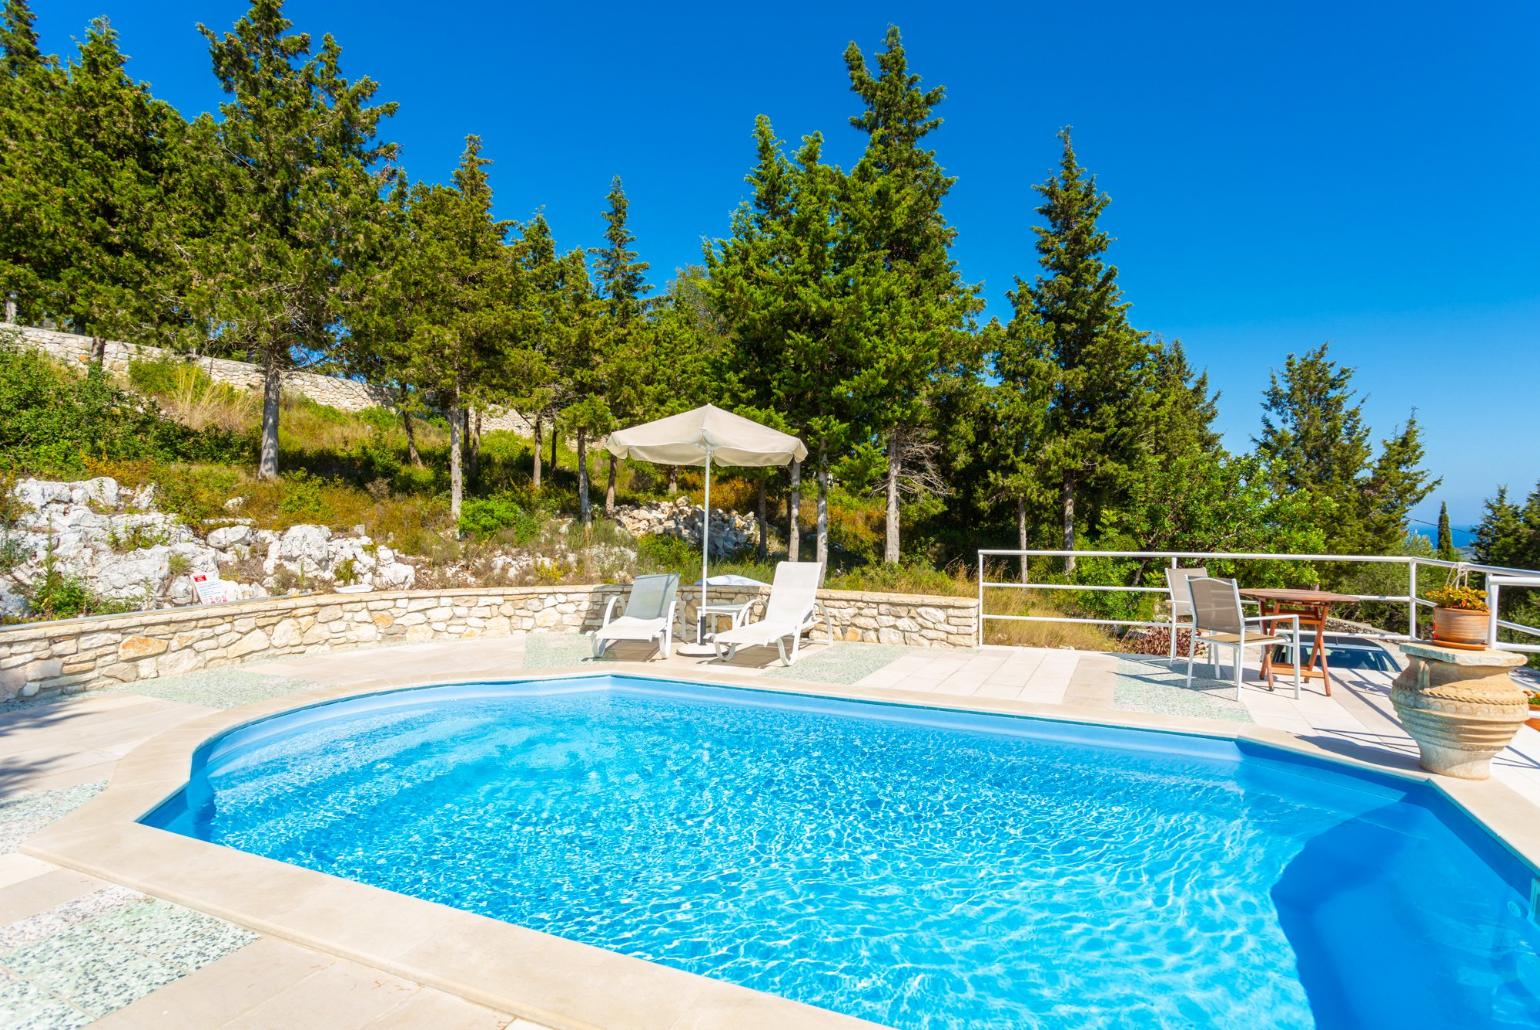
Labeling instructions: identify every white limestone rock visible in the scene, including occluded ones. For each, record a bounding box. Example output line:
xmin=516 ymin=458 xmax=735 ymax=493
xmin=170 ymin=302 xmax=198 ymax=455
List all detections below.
xmin=207 ymin=524 xmax=252 ymax=550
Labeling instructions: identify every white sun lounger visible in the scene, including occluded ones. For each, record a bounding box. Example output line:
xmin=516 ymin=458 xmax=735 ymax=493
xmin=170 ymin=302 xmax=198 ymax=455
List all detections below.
xmin=711 ymin=561 xmax=829 ymax=666
xmin=592 ymin=573 xmax=679 ymax=659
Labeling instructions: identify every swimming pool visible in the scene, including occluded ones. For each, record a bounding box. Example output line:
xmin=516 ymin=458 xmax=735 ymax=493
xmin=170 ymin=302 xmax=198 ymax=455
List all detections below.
xmin=145 ymin=675 xmax=1540 ymax=1028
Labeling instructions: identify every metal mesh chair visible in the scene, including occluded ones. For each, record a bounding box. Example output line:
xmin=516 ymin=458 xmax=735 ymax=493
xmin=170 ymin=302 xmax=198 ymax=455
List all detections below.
xmin=1185 ymin=577 xmax=1301 ymax=700
xmin=592 ymin=573 xmax=679 ymax=659
xmin=1163 ymin=565 xmax=1208 ymax=659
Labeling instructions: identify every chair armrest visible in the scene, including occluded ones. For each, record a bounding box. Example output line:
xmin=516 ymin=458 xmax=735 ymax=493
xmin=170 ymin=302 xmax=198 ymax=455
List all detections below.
xmin=1243 ymin=614 xmax=1300 ymax=631
xmin=663 ymin=600 xmax=677 ymax=628
xmin=600 ymin=595 xmax=620 ymax=629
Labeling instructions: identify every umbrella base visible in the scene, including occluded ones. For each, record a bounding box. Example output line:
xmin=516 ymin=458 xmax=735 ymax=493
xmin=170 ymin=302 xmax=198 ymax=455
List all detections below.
xmin=675 ymin=642 xmax=718 ymax=658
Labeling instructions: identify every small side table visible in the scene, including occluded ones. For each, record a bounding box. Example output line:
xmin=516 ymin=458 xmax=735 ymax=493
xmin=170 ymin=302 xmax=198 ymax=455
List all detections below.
xmin=698 ymin=601 xmax=753 ymax=644
xmin=1390 ymin=642 xmax=1529 ymax=779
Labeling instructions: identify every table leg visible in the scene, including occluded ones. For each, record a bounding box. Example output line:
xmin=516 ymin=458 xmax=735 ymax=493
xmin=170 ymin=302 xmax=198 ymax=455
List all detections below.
xmin=1259 ymin=602 xmax=1276 ymax=681
xmin=1315 ymin=604 xmax=1332 ymax=696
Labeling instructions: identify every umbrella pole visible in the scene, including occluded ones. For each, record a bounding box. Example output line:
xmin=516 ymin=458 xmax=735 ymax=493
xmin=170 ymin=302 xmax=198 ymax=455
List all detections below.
xmin=699 ymin=448 xmax=711 ymax=644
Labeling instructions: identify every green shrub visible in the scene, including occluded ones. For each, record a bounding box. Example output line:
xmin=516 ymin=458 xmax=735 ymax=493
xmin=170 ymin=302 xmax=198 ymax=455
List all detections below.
xmin=0 ymin=342 xmax=249 ymax=477
xmin=107 ymin=522 xmax=169 ymax=552
xmin=25 ymin=553 xmax=132 ymax=620
xmin=277 ymin=470 xmax=328 ymax=521
xmin=333 ymin=556 xmax=359 ymax=586
xmin=459 ymin=495 xmax=538 ymax=542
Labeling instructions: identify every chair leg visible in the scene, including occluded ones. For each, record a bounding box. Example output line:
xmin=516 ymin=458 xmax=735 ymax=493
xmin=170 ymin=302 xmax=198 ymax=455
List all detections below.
xmin=1233 ymin=646 xmax=1243 ymax=702
xmin=1185 ymin=633 xmax=1197 ymax=687
xmin=776 ymin=637 xmax=789 ymax=666
xmin=1169 ymin=616 xmax=1178 ymax=661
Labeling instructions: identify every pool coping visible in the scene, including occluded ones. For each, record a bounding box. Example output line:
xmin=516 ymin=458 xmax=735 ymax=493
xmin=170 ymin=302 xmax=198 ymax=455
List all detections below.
xmin=23 ymin=659 xmax=1540 ymax=1029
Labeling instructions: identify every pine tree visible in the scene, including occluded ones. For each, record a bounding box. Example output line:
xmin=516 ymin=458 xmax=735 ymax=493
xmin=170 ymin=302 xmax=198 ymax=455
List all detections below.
xmin=1257 ymin=344 xmax=1435 ymax=553
xmin=706 ymin=117 xmax=861 ymax=567
xmin=1358 ymin=415 xmax=1439 ymax=553
xmin=50 ymin=20 xmax=197 ymax=358
xmin=1019 ymin=128 xmax=1156 ymax=572
xmin=589 ymin=177 xmax=650 ymax=515
xmin=0 ymin=0 xmax=59 ymax=322
xmin=841 ymin=26 xmax=979 ymax=563
xmin=197 ymin=0 xmax=396 ymax=480
xmin=1436 ymin=501 xmax=1456 ymax=561
xmin=1473 ymin=487 xmax=1525 ymax=569
xmin=0 ymin=0 xmax=40 ymax=76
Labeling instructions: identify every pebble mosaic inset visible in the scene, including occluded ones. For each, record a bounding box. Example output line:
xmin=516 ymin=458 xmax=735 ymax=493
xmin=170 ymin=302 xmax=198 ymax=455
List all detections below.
xmin=1112 ymin=657 xmax=1255 ymax=723
xmin=0 ymin=781 xmax=258 ymax=1027
xmin=0 ymin=783 xmax=105 ymax=855
xmin=523 ymin=632 xmax=596 ymax=669
xmin=0 ymin=891 xmax=255 ymax=1026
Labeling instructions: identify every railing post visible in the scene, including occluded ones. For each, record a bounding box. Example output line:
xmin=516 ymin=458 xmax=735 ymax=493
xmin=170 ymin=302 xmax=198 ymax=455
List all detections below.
xmin=1407 ymin=558 xmax=1417 ymax=641
xmin=976 ymin=552 xmax=985 ymax=648
xmin=1489 ymin=577 xmax=1502 ymax=649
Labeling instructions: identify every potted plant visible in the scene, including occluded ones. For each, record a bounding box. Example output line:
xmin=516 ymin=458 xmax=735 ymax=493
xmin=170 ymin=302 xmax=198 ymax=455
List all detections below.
xmin=1426 ymin=574 xmax=1489 ymax=650
xmin=1528 ymin=692 xmax=1540 ymax=733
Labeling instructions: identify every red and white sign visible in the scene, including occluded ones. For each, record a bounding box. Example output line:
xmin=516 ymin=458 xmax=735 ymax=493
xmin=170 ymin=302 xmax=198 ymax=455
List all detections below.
xmin=191 ymin=572 xmax=235 ymax=605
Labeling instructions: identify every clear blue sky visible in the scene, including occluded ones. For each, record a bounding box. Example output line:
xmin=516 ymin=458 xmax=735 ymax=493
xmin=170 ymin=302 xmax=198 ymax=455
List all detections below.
xmin=36 ymin=0 xmax=1540 ymax=524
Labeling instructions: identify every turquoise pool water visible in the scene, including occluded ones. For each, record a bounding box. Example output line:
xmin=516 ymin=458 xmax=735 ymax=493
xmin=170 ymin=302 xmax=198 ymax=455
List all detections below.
xmin=146 ymin=676 xmax=1540 ymax=1028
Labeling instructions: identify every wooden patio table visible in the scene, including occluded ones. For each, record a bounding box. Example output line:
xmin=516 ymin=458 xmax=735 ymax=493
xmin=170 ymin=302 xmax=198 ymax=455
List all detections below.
xmin=1238 ymin=587 xmax=1359 ymax=696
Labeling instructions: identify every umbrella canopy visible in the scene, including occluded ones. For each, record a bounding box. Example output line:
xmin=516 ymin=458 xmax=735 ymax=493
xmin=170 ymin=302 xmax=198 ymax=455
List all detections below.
xmin=603 ymin=405 xmax=807 ymax=655
xmin=605 ymin=404 xmax=807 ymax=467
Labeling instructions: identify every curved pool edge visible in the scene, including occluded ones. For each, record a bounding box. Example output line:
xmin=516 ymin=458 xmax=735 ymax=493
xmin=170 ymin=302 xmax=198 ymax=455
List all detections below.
xmin=23 ymin=659 xmax=1540 ymax=1030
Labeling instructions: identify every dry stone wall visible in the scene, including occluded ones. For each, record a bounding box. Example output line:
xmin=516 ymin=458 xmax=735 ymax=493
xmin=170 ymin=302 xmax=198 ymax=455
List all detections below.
xmin=2 ymin=323 xmax=531 ymax=432
xmin=0 ymin=585 xmax=979 ymax=701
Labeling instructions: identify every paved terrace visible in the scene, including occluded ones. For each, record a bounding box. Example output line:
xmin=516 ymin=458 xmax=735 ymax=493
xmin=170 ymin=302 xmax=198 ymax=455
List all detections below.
xmin=2 ymin=633 xmax=1539 ymax=1027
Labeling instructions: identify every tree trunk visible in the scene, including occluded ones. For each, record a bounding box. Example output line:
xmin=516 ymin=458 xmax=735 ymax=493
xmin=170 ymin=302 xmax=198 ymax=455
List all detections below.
xmin=605 ymin=453 xmax=617 ymax=515
xmin=787 ymin=460 xmax=801 ymax=562
xmin=815 ymin=452 xmax=830 ymax=570
xmin=462 ymin=408 xmax=480 ymax=483
xmin=884 ymin=430 xmax=901 ymax=564
xmin=577 ymin=429 xmax=591 ymax=526
xmin=667 ymin=466 xmax=679 ymax=495
xmin=470 ymin=409 xmax=482 ymax=479
xmin=1018 ymin=496 xmax=1029 ymax=584
xmin=531 ymin=413 xmax=543 ymax=488
xmin=1061 ymin=475 xmax=1076 ymax=575
xmin=398 ymin=389 xmax=422 ymax=467
xmin=549 ymin=421 xmax=559 ymax=473
xmin=756 ymin=477 xmax=769 ymax=562
xmin=3 ymin=294 xmax=15 ymax=323
xmin=449 ymin=394 xmax=464 ymax=528
xmin=258 ymin=347 xmax=281 ymax=481
xmin=89 ymin=334 xmax=106 ymax=366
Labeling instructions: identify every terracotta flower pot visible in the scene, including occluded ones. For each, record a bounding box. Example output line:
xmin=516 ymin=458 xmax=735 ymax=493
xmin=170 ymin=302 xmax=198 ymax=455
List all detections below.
xmin=1431 ymin=606 xmax=1488 ymax=648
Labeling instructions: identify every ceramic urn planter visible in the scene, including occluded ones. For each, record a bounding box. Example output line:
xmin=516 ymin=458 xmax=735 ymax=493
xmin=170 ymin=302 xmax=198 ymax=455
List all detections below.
xmin=1391 ymin=641 xmax=1529 ymax=780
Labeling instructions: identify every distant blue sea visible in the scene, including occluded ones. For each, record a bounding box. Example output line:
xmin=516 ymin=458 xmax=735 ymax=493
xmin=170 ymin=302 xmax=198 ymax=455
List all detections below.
xmin=1412 ymin=525 xmax=1476 ymax=551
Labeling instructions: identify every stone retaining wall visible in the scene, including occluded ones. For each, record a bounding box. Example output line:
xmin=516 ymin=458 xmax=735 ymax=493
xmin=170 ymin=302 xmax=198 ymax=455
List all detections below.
xmin=2 ymin=323 xmax=531 ymax=433
xmin=0 ymin=585 xmax=979 ymax=700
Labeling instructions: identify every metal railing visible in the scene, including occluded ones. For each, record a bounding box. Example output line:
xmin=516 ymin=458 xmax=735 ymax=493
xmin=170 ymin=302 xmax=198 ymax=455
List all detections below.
xmin=975 ymin=549 xmax=1540 ymax=654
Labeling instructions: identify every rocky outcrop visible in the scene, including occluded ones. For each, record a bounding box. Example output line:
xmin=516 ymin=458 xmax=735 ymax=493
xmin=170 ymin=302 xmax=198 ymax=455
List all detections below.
xmin=612 ymin=497 xmax=760 ymax=557
xmin=2 ymin=477 xmax=416 ymax=618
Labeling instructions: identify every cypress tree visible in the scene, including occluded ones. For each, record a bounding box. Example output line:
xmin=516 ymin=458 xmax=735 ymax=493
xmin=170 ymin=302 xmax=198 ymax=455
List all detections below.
xmin=1436 ymin=501 xmax=1456 ymax=561
xmin=1018 ymin=128 xmax=1156 ymax=572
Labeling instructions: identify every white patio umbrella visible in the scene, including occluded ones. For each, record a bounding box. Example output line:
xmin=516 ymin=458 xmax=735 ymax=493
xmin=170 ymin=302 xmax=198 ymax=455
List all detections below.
xmin=605 ymin=404 xmax=807 ymax=654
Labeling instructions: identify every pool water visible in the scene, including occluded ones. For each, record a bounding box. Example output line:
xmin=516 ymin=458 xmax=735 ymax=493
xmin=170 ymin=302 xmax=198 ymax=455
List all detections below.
xmin=146 ymin=676 xmax=1540 ymax=1028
